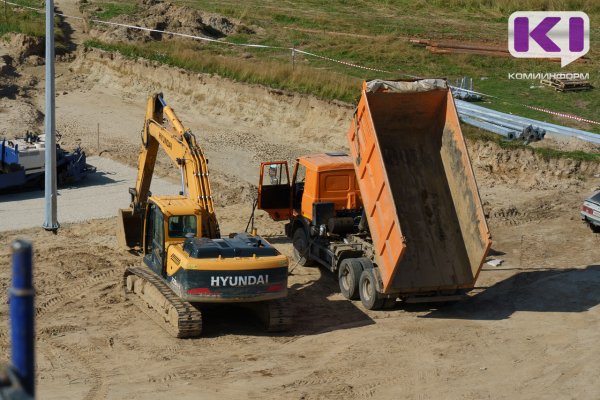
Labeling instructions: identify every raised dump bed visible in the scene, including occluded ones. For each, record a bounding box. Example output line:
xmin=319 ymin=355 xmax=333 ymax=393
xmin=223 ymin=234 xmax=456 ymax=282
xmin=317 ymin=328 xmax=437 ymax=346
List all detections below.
xmin=348 ymin=79 xmax=491 ymax=295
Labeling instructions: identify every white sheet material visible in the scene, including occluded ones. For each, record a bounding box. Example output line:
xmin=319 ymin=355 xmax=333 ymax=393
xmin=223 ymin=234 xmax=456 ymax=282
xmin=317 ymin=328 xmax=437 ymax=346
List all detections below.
xmin=366 ymin=79 xmax=448 ymax=93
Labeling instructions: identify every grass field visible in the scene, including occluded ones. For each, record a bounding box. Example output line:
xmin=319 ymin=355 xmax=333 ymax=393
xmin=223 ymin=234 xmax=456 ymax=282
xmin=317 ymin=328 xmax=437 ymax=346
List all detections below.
xmin=77 ymin=0 xmax=600 ymax=132
xmin=3 ymin=0 xmax=600 ymax=134
xmin=0 ymin=0 xmax=65 ymax=48
xmin=0 ymin=0 xmax=45 ymax=38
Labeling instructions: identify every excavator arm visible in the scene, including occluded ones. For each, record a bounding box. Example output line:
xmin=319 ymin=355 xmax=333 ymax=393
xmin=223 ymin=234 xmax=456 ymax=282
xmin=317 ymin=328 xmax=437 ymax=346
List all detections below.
xmin=118 ymin=94 xmax=219 ymax=249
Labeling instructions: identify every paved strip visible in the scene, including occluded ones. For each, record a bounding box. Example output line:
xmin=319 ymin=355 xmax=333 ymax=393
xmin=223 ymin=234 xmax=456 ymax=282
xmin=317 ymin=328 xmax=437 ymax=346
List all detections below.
xmin=0 ymin=156 xmax=180 ymax=232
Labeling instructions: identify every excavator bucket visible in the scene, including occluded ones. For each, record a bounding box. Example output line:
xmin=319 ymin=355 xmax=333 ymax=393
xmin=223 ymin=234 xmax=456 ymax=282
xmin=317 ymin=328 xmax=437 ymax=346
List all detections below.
xmin=117 ymin=208 xmax=143 ymax=249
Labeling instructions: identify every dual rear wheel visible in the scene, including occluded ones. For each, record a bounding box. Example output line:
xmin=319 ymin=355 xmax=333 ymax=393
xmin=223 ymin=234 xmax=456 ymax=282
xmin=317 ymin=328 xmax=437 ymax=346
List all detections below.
xmin=338 ymin=259 xmax=362 ymax=300
xmin=291 ymin=227 xmax=394 ymax=310
xmin=338 ymin=259 xmax=395 ymax=310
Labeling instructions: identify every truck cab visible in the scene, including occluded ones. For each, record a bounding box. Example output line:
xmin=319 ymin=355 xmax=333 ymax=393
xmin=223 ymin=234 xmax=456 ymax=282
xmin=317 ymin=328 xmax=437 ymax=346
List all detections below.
xmin=258 ymin=152 xmax=362 ymax=224
xmin=258 ymin=153 xmax=366 ymax=283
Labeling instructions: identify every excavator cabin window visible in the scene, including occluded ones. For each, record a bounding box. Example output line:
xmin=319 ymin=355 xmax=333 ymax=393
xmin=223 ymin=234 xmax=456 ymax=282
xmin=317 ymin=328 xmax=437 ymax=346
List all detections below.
xmin=168 ymin=215 xmax=197 ymax=238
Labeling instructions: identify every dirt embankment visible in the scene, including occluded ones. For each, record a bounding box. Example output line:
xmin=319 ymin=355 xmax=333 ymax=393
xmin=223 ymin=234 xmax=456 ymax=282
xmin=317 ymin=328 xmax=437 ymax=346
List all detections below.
xmin=0 ymin=34 xmax=45 ymax=134
xmin=4 ymin=42 xmax=600 ymax=218
xmin=58 ymin=47 xmax=352 ymax=204
xmin=87 ymin=0 xmax=259 ymax=43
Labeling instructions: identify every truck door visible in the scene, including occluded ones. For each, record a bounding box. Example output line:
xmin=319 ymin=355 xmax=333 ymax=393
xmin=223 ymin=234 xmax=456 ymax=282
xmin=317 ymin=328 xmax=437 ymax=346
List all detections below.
xmin=143 ymin=203 xmax=165 ymax=276
xmin=292 ymin=162 xmax=306 ymax=212
xmin=258 ymin=161 xmax=291 ymax=221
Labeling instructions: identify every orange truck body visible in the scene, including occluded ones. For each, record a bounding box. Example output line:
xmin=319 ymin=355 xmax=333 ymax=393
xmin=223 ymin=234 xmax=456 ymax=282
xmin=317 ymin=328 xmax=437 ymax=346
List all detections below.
xmin=348 ymin=80 xmax=491 ymax=294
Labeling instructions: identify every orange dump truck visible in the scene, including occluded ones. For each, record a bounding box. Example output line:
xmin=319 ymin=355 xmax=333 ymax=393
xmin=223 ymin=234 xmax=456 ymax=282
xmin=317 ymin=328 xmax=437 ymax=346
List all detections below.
xmin=257 ymin=79 xmax=491 ymax=309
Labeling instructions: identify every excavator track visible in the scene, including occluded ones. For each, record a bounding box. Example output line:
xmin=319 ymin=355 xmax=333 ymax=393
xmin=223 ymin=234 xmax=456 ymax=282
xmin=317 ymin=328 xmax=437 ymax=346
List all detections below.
xmin=123 ymin=266 xmax=202 ymax=338
xmin=258 ymin=299 xmax=293 ymax=333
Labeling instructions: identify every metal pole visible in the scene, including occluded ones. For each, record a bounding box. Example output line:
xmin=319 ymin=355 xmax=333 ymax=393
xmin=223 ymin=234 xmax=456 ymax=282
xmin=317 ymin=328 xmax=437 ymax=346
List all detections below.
xmin=10 ymin=240 xmax=35 ymax=397
xmin=43 ymin=0 xmax=59 ymax=232
xmin=291 ymin=47 xmax=295 ymax=70
xmin=97 ymin=123 xmax=100 ymax=153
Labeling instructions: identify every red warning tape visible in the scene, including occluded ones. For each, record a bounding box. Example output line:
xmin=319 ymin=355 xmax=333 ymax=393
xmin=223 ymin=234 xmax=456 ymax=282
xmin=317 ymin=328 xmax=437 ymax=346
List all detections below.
xmin=522 ymin=104 xmax=600 ymax=126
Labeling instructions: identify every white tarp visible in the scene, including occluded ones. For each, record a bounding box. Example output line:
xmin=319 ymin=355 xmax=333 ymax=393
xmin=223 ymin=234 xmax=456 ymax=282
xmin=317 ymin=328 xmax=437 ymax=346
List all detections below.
xmin=366 ymin=79 xmax=448 ymax=93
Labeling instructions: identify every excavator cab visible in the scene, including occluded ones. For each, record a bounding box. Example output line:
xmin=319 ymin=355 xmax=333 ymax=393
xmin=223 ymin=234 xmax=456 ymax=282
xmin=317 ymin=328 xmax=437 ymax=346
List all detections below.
xmin=143 ymin=202 xmax=166 ymax=276
xmin=142 ymin=196 xmax=202 ymax=276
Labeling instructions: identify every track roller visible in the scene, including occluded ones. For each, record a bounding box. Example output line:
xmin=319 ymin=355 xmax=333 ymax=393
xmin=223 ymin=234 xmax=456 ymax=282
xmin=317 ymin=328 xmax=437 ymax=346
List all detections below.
xmin=123 ymin=266 xmax=202 ymax=338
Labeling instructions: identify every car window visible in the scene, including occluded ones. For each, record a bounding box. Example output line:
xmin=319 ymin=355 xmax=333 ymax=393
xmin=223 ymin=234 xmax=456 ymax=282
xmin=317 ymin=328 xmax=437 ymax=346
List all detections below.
xmin=590 ymin=191 xmax=600 ymax=203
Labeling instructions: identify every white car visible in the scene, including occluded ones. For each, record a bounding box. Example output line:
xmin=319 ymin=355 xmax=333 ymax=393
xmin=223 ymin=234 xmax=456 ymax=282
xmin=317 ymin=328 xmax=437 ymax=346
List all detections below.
xmin=581 ymin=191 xmax=600 ymax=233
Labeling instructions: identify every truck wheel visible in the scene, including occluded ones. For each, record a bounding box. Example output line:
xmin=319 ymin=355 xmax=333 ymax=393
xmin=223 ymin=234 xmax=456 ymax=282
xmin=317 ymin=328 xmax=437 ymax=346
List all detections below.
xmin=359 ymin=268 xmax=385 ymax=310
xmin=338 ymin=259 xmax=362 ymax=300
xmin=292 ymin=228 xmax=312 ymax=266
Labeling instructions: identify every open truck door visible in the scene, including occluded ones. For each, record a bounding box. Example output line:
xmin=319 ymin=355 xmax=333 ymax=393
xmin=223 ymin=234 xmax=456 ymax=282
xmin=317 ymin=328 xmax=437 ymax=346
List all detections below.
xmin=258 ymin=161 xmax=292 ymax=221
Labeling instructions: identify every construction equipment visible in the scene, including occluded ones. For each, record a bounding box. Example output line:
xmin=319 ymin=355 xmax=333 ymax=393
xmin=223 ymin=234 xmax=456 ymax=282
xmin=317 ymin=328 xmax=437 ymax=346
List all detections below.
xmin=117 ymin=94 xmax=290 ymax=337
xmin=0 ymin=133 xmax=94 ymax=191
xmin=257 ymin=79 xmax=491 ymax=310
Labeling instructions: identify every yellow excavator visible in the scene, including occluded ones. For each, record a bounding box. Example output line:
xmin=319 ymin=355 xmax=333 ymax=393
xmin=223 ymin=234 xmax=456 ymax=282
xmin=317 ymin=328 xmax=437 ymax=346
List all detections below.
xmin=117 ymin=94 xmax=291 ymax=338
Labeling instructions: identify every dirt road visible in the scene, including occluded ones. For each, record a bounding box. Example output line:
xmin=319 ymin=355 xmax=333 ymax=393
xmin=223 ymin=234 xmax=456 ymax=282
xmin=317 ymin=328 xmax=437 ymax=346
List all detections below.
xmin=1 ymin=4 xmax=600 ymax=398
xmin=0 ymin=156 xmax=180 ymax=231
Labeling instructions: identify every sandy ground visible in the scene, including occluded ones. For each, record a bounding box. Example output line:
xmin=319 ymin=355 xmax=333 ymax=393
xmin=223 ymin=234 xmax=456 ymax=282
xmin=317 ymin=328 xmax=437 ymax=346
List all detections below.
xmin=1 ymin=2 xmax=600 ymax=399
xmin=0 ymin=156 xmax=181 ymax=231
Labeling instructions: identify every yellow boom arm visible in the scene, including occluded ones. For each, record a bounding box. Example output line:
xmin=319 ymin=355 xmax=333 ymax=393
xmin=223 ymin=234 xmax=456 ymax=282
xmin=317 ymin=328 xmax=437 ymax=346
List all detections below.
xmin=126 ymin=94 xmax=219 ymax=240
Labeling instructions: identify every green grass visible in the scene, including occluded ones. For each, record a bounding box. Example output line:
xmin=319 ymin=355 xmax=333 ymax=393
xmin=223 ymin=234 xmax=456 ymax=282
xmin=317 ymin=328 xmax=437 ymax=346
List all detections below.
xmin=0 ymin=0 xmax=45 ymax=38
xmin=87 ymin=2 xmax=138 ymax=20
xmin=429 ymin=0 xmax=600 ymax=13
xmin=77 ymin=0 xmax=600 ymax=132
xmin=8 ymin=0 xmax=600 ymax=162
xmin=0 ymin=0 xmax=67 ymax=48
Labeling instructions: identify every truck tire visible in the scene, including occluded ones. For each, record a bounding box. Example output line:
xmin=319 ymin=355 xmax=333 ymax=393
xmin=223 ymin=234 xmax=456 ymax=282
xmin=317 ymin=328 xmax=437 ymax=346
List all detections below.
xmin=292 ymin=228 xmax=313 ymax=266
xmin=359 ymin=268 xmax=385 ymax=310
xmin=589 ymin=222 xmax=600 ymax=233
xmin=338 ymin=259 xmax=362 ymax=300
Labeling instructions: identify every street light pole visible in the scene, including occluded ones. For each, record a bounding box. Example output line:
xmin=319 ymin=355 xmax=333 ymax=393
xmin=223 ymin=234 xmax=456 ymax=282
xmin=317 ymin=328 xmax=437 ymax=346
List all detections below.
xmin=43 ymin=0 xmax=59 ymax=232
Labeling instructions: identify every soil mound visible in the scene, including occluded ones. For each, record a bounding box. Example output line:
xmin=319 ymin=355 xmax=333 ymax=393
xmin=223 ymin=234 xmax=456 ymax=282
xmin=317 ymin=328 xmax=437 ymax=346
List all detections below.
xmin=91 ymin=0 xmax=257 ymax=42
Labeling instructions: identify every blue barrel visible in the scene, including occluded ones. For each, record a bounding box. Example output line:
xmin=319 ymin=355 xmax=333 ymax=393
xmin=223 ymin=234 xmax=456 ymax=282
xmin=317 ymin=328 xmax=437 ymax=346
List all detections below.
xmin=10 ymin=240 xmax=35 ymax=397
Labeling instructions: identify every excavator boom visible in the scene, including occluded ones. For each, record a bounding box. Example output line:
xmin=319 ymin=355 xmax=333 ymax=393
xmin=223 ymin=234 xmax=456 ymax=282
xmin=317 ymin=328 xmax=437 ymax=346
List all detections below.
xmin=118 ymin=94 xmax=219 ymax=249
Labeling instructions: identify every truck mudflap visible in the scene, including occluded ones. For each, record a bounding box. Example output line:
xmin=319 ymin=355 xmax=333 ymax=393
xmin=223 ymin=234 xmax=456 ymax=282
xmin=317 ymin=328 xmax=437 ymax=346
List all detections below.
xmin=167 ymin=266 xmax=288 ymax=303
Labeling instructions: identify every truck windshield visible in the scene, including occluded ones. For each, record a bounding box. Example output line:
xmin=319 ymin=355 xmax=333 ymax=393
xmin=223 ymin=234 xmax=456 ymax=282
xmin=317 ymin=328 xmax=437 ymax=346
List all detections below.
xmin=168 ymin=215 xmax=197 ymax=238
